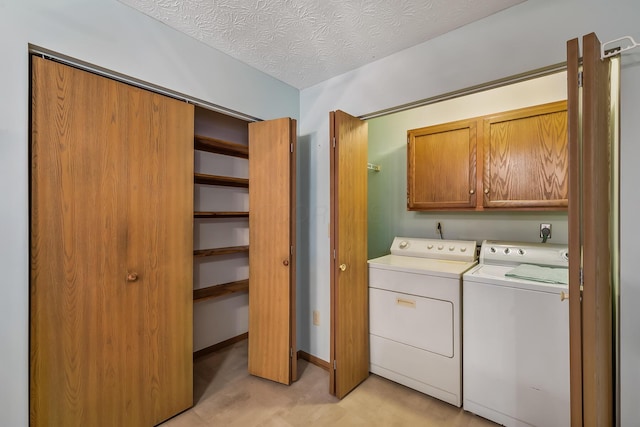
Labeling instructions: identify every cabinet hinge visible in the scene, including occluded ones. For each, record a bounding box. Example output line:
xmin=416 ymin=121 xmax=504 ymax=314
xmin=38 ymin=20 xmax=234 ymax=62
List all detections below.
xmin=333 ymin=360 xmax=337 ymax=370
xmin=332 ymin=137 xmax=336 ymax=148
xmin=291 ymin=245 xmax=294 ymax=255
xmin=578 ymin=71 xmax=583 ymax=88
xmin=290 ymin=143 xmax=294 ymax=153
xmin=407 ymin=136 xmax=410 ymax=144
xmin=290 ymin=348 xmax=294 ymax=358
xmin=333 ymin=249 xmax=336 ymax=259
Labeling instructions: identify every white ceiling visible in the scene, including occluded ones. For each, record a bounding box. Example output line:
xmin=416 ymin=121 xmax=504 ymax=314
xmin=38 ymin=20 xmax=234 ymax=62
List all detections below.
xmin=119 ymin=0 xmax=525 ymax=89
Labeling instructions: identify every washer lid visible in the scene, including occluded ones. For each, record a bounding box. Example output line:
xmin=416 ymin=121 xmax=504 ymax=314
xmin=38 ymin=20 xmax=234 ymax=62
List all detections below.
xmin=368 ymin=254 xmax=477 ymax=277
xmin=464 ymin=264 xmax=568 ymax=294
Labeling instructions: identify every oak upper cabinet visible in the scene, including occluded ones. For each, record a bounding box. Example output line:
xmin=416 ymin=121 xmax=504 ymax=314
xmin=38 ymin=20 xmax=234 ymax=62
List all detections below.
xmin=482 ymin=101 xmax=568 ymax=209
xmin=407 ymin=101 xmax=568 ymax=211
xmin=407 ymin=119 xmax=478 ymax=210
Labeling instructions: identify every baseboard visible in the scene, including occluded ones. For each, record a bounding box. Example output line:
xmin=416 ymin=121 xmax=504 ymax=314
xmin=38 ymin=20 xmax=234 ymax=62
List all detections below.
xmin=297 ymin=350 xmax=330 ymax=371
xmin=193 ymin=332 xmax=248 ymax=360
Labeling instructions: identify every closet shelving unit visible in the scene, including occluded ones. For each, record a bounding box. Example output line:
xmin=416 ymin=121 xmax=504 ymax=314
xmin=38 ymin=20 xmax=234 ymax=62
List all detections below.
xmin=193 ymin=133 xmax=250 ymax=304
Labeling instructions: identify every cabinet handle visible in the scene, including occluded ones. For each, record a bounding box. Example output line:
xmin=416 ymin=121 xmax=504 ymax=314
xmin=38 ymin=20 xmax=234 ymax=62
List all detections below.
xmin=339 ymin=264 xmax=347 ymax=272
xmin=560 ymin=291 xmax=569 ymax=301
xmin=484 ymin=188 xmax=490 ymax=194
xmin=127 ymin=272 xmax=139 ymax=282
xmin=469 ymin=189 xmax=475 ymax=194
xmin=283 ymin=259 xmax=289 ymax=266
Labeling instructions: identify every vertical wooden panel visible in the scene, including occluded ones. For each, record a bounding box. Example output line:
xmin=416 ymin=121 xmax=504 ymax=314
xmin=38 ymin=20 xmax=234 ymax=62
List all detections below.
xmin=581 ymin=32 xmax=613 ymax=427
xmin=125 ymin=83 xmax=194 ymax=425
xmin=483 ymin=101 xmax=568 ymax=208
xmin=248 ymin=118 xmax=295 ymax=385
xmin=407 ymin=119 xmax=477 ymax=209
xmin=330 ymin=110 xmax=369 ymax=398
xmin=567 ymin=36 xmax=583 ymax=427
xmin=30 ymin=56 xmax=193 ymax=426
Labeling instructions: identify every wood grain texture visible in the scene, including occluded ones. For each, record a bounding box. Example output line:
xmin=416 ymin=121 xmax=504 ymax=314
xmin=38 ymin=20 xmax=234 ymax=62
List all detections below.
xmin=248 ymin=118 xmax=295 ymax=385
xmin=193 ymin=279 xmax=249 ymax=302
xmin=30 ymin=56 xmax=193 ymax=426
xmin=566 ymin=37 xmax=583 ymax=427
xmin=483 ymin=101 xmax=568 ymax=208
xmin=407 ymin=119 xmax=477 ymax=209
xmin=330 ymin=110 xmax=369 ymax=399
xmin=194 ymin=135 xmax=248 ymax=158
xmin=580 ymin=32 xmax=613 ymax=427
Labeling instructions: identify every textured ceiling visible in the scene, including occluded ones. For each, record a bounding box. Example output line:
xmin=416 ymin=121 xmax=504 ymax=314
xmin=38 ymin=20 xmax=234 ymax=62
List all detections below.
xmin=119 ymin=0 xmax=525 ymax=89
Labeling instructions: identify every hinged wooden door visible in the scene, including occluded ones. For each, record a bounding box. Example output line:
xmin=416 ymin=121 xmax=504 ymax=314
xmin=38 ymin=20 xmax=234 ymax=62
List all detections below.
xmin=567 ymin=33 xmax=614 ymax=426
xmin=330 ymin=110 xmax=369 ymax=398
xmin=30 ymin=56 xmax=194 ymax=426
xmin=248 ymin=117 xmax=297 ymax=385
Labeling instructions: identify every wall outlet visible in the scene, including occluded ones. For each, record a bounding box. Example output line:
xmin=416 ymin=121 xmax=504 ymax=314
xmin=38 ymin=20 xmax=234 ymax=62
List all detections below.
xmin=313 ymin=310 xmax=320 ymax=326
xmin=540 ymin=223 xmax=552 ymax=239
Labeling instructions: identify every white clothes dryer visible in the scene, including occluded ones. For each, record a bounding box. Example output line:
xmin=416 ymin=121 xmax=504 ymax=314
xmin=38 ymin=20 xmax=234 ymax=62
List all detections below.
xmin=368 ymin=237 xmax=477 ymax=407
xmin=463 ymin=240 xmax=570 ymax=427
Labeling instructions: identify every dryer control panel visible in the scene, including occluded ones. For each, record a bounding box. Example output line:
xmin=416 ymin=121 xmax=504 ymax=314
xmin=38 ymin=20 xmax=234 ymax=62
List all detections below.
xmin=390 ymin=237 xmax=477 ymax=262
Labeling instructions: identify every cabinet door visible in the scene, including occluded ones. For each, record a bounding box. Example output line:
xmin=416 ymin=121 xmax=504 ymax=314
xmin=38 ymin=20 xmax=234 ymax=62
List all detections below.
xmin=483 ymin=101 xmax=568 ymax=208
xmin=407 ymin=119 xmax=477 ymax=209
xmin=248 ymin=118 xmax=297 ymax=384
xmin=30 ymin=56 xmax=193 ymax=427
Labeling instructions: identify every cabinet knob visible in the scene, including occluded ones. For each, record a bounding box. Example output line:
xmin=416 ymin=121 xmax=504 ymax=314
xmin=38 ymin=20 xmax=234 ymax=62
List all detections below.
xmin=560 ymin=291 xmax=569 ymax=301
xmin=469 ymin=189 xmax=475 ymax=194
xmin=283 ymin=259 xmax=289 ymax=266
xmin=339 ymin=264 xmax=347 ymax=272
xmin=484 ymin=188 xmax=490 ymax=194
xmin=127 ymin=272 xmax=139 ymax=282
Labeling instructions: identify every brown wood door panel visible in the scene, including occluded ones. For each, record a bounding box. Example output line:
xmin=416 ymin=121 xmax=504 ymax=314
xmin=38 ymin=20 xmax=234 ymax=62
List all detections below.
xmin=567 ymin=33 xmax=614 ymax=427
xmin=30 ymin=56 xmax=193 ymax=426
xmin=330 ymin=110 xmax=369 ymax=399
xmin=124 ymin=80 xmax=195 ymax=424
xmin=483 ymin=101 xmax=568 ymax=208
xmin=580 ymin=32 xmax=613 ymax=427
xmin=407 ymin=119 xmax=477 ymax=209
xmin=567 ymin=36 xmax=583 ymax=427
xmin=248 ymin=117 xmax=296 ymax=385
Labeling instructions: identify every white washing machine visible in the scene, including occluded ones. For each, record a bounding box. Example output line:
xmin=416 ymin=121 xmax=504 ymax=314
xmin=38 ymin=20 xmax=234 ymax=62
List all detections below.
xmin=368 ymin=237 xmax=477 ymax=407
xmin=463 ymin=240 xmax=570 ymax=427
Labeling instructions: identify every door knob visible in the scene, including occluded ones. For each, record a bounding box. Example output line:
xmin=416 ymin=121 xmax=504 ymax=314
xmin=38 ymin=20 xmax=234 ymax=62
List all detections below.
xmin=339 ymin=264 xmax=347 ymax=272
xmin=127 ymin=272 xmax=139 ymax=282
xmin=283 ymin=259 xmax=289 ymax=266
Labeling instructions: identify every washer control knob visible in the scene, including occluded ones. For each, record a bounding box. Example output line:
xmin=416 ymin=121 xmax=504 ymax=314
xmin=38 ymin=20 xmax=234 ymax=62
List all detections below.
xmin=518 ymin=249 xmax=525 ymax=255
xmin=399 ymin=240 xmax=409 ymax=249
xmin=504 ymin=248 xmax=511 ymax=254
xmin=437 ymin=245 xmax=444 ymax=250
xmin=490 ymin=247 xmax=496 ymax=253
xmin=427 ymin=244 xmax=433 ymax=249
xmin=449 ymin=246 xmax=455 ymax=251
xmin=460 ymin=247 xmax=467 ymax=252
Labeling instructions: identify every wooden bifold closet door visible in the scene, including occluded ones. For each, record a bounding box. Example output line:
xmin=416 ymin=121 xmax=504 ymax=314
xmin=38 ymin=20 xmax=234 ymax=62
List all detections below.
xmin=30 ymin=56 xmax=194 ymax=426
xmin=247 ymin=118 xmax=297 ymax=385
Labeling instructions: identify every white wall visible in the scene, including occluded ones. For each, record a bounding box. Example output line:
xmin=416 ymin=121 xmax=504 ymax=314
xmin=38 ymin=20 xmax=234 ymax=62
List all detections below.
xmin=298 ymin=1 xmax=640 ymax=424
xmin=0 ymin=1 xmax=298 ymax=426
